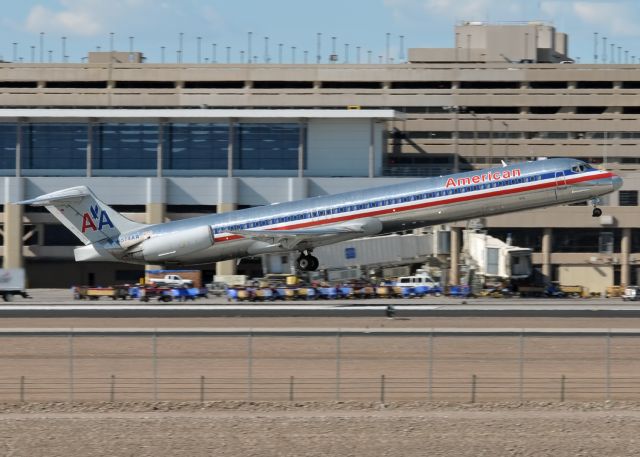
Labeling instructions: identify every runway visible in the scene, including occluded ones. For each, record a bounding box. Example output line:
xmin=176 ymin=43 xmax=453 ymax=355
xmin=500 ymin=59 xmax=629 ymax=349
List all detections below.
xmin=2 ymin=288 xmax=639 ymax=318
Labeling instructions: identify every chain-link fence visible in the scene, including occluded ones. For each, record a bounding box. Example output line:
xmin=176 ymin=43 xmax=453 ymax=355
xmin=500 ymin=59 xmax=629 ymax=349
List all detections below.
xmin=0 ymin=328 xmax=636 ymax=402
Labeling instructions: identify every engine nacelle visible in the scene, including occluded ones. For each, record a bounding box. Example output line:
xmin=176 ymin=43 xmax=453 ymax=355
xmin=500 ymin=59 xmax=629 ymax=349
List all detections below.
xmin=126 ymin=225 xmax=214 ymax=263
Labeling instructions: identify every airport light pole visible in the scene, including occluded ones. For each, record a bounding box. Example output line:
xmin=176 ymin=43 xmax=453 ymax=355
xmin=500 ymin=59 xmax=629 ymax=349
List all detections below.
xmin=385 ymin=32 xmax=390 ymax=63
xmin=316 ymin=32 xmax=322 ymax=64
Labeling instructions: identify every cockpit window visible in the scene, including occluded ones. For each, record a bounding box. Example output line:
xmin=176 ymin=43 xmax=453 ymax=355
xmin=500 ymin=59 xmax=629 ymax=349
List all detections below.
xmin=571 ymin=164 xmax=587 ymax=173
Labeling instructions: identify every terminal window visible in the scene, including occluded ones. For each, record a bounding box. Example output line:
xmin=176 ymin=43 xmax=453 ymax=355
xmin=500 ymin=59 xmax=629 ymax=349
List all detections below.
xmin=164 ymin=123 xmax=228 ymax=170
xmin=619 ymin=190 xmax=638 ymax=206
xmin=234 ymin=123 xmax=299 ymax=170
xmin=93 ymin=123 xmax=157 ymax=170
xmin=0 ymin=124 xmax=16 ymax=171
xmin=22 ymin=123 xmax=87 ymax=170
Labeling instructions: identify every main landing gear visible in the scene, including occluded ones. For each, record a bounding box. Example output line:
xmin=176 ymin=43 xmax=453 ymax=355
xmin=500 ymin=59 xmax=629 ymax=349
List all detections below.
xmin=591 ymin=198 xmax=603 ymax=217
xmin=296 ymin=251 xmax=319 ymax=271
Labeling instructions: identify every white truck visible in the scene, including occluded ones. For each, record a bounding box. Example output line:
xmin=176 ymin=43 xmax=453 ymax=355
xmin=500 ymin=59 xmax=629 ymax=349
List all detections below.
xmin=147 ymin=274 xmax=194 ymax=287
xmin=0 ymin=269 xmax=30 ymax=302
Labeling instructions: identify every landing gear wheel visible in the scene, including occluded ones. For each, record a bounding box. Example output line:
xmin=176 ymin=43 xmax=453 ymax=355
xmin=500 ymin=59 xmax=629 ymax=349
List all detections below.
xmin=296 ymin=254 xmax=319 ymax=271
xmin=590 ymin=198 xmax=602 ymax=218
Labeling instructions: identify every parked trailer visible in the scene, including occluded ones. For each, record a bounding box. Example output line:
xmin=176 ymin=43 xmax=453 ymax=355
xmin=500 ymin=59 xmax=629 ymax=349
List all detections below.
xmin=74 ymin=286 xmax=129 ymax=300
xmin=0 ymin=269 xmax=30 ymax=302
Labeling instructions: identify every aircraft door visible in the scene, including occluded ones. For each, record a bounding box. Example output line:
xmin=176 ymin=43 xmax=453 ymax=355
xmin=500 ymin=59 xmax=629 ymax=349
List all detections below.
xmin=555 ymin=171 xmax=569 ymax=201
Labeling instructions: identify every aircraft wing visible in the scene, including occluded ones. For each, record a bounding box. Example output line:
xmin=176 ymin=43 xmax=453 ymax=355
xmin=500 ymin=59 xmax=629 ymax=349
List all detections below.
xmin=230 ymin=218 xmax=382 ymax=252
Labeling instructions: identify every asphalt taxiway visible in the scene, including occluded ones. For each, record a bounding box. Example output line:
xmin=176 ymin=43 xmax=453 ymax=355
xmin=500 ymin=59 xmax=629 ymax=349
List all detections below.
xmin=2 ymin=289 xmax=639 ymax=318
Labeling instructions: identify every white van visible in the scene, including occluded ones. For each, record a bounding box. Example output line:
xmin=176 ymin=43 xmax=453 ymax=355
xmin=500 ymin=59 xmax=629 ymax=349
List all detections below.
xmin=622 ymin=286 xmax=640 ymax=301
xmin=395 ymin=273 xmax=439 ymax=289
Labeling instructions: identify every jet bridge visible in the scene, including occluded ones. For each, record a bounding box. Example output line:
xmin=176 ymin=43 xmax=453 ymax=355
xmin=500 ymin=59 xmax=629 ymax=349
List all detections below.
xmin=463 ymin=230 xmax=532 ymax=280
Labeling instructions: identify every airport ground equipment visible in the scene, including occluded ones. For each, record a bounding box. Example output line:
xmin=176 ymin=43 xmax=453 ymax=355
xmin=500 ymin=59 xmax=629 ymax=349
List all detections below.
xmin=0 ymin=269 xmax=30 ymax=302
xmin=73 ymin=285 xmax=129 ymax=300
xmin=622 ymin=286 xmax=640 ymax=301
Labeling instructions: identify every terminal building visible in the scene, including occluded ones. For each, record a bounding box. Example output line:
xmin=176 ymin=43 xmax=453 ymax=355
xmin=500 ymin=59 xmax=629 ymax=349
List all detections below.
xmin=0 ymin=22 xmax=639 ymax=291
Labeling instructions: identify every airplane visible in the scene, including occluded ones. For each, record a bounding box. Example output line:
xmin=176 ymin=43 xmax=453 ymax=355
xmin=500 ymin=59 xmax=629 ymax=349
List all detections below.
xmin=18 ymin=158 xmax=622 ymax=271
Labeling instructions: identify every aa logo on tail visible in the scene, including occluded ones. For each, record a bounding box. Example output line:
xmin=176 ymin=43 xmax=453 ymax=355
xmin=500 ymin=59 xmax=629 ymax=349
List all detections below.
xmin=81 ymin=205 xmax=114 ymax=233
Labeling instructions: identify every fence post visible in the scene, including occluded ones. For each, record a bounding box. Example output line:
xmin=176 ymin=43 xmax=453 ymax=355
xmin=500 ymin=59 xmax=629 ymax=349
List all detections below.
xmin=560 ymin=375 xmax=566 ymax=402
xmin=289 ymin=376 xmax=294 ymax=402
xmin=380 ymin=375 xmax=386 ymax=404
xmin=110 ymin=375 xmax=115 ymax=402
xmin=152 ymin=331 xmax=158 ymax=401
xmin=428 ymin=331 xmax=434 ymax=401
xmin=247 ymin=332 xmax=253 ymax=401
xmin=519 ymin=331 xmax=524 ymax=403
xmin=200 ymin=376 xmax=205 ymax=403
xmin=605 ymin=331 xmax=611 ymax=401
xmin=68 ymin=332 xmax=74 ymax=402
xmin=19 ymin=376 xmax=24 ymax=403
xmin=336 ymin=330 xmax=341 ymax=401
xmin=471 ymin=374 xmax=477 ymax=403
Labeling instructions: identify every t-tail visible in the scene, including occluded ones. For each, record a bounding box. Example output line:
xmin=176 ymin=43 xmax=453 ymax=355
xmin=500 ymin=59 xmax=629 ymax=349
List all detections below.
xmin=17 ymin=186 xmax=146 ymax=245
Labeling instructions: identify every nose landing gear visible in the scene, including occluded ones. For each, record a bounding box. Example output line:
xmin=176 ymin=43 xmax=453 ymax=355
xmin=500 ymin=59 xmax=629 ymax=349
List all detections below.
xmin=591 ymin=198 xmax=602 ymax=217
xmin=296 ymin=251 xmax=319 ymax=271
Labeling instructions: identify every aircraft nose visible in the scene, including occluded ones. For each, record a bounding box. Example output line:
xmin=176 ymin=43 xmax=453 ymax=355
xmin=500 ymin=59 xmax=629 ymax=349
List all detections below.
xmin=612 ymin=175 xmax=623 ymax=191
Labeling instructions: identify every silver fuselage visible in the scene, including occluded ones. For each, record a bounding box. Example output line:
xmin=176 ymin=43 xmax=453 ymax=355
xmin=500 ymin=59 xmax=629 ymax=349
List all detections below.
xmin=100 ymin=158 xmax=621 ymax=265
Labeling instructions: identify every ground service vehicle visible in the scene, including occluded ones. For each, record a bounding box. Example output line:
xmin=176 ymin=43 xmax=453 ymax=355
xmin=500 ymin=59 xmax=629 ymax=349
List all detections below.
xmin=622 ymin=286 xmax=640 ymax=301
xmin=147 ymin=275 xmax=193 ymax=287
xmin=0 ymin=269 xmax=30 ymax=302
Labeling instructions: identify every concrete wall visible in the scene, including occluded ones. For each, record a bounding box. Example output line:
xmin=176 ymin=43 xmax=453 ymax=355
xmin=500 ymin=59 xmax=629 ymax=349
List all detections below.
xmin=307 ymin=119 xmax=383 ymax=177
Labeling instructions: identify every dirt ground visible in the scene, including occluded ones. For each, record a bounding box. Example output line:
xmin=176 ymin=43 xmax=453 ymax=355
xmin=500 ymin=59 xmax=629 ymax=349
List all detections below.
xmin=1 ymin=401 xmax=640 ymax=457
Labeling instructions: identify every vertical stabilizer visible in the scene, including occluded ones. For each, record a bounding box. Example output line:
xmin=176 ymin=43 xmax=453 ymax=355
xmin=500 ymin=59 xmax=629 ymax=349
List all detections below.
xmin=17 ymin=186 xmax=147 ymax=245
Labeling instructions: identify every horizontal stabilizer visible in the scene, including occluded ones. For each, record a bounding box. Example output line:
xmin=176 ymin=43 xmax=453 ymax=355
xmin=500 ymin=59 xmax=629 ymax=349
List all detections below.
xmin=16 ymin=186 xmax=89 ymax=206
